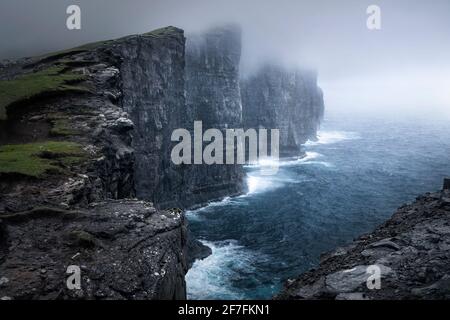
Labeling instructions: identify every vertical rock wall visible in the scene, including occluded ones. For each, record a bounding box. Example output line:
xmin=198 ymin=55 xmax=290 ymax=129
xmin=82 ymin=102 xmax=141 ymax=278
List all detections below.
xmin=184 ymin=25 xmax=246 ymax=206
xmin=241 ymin=65 xmax=324 ymax=156
xmin=116 ymin=27 xmax=189 ymax=207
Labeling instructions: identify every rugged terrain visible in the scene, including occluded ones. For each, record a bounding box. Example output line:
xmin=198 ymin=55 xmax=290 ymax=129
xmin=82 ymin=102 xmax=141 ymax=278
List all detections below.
xmin=0 ymin=26 xmax=192 ymax=300
xmin=0 ymin=201 xmax=187 ymax=300
xmin=185 ymin=25 xmax=245 ymax=206
xmin=0 ymin=25 xmax=324 ymax=300
xmin=277 ymin=179 xmax=450 ymax=300
xmin=241 ymin=64 xmax=324 ymax=156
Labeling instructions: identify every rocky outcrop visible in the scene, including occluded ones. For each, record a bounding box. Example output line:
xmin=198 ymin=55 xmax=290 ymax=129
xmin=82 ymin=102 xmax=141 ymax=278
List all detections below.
xmin=117 ymin=27 xmax=188 ymax=207
xmin=0 ymin=27 xmax=190 ymax=300
xmin=186 ymin=25 xmax=243 ymax=129
xmin=184 ymin=25 xmax=246 ymax=205
xmin=276 ymin=180 xmax=450 ymax=300
xmin=241 ymin=65 xmax=324 ymax=156
xmin=0 ymin=201 xmax=187 ymax=300
xmin=0 ymin=24 xmax=327 ymax=300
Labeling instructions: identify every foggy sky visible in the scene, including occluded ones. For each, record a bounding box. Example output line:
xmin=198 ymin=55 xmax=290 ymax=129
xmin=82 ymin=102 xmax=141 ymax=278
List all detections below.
xmin=1 ymin=0 xmax=449 ymax=117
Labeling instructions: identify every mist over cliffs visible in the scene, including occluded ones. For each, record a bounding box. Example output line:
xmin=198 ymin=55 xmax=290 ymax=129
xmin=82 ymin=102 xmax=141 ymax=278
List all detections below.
xmin=241 ymin=65 xmax=324 ymax=156
xmin=183 ymin=25 xmax=325 ymax=204
xmin=184 ymin=25 xmax=245 ymax=206
xmin=0 ymin=24 xmax=324 ymax=300
xmin=126 ymin=24 xmax=325 ymax=207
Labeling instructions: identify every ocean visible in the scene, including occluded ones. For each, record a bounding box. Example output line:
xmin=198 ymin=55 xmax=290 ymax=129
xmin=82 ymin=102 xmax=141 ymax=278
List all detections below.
xmin=185 ymin=112 xmax=450 ymax=300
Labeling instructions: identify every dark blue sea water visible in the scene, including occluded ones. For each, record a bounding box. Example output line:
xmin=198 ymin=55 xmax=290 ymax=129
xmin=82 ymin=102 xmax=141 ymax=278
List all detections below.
xmin=185 ymin=112 xmax=450 ymax=300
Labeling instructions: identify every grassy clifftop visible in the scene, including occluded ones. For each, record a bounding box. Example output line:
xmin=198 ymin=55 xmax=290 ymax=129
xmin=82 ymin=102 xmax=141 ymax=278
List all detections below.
xmin=0 ymin=66 xmax=87 ymax=120
xmin=0 ymin=141 xmax=86 ymax=177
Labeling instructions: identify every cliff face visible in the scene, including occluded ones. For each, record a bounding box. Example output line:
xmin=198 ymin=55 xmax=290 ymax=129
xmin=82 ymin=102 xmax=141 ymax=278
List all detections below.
xmin=241 ymin=65 xmax=324 ymax=156
xmin=0 ymin=24 xmax=328 ymax=300
xmin=186 ymin=25 xmax=242 ymax=128
xmin=277 ymin=180 xmax=450 ymax=300
xmin=116 ymin=28 xmax=188 ymax=207
xmin=184 ymin=25 xmax=245 ymax=205
xmin=0 ymin=27 xmax=189 ymax=300
xmin=0 ymin=202 xmax=187 ymax=300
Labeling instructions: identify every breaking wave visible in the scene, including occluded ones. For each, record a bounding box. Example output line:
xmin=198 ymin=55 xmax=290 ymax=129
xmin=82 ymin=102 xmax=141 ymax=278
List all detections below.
xmin=306 ymin=130 xmax=360 ymax=146
xmin=186 ymin=240 xmax=258 ymax=300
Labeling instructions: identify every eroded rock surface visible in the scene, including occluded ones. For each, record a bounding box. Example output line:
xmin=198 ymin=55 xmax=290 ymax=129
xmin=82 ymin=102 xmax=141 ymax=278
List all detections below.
xmin=0 ymin=27 xmax=190 ymax=300
xmin=241 ymin=65 xmax=324 ymax=156
xmin=0 ymin=201 xmax=187 ymax=300
xmin=277 ymin=184 xmax=450 ymax=300
xmin=184 ymin=25 xmax=246 ymax=206
xmin=0 ymin=24 xmax=328 ymax=300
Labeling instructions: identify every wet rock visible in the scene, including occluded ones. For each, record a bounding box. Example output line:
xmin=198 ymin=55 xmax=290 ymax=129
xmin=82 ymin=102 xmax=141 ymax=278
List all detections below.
xmin=335 ymin=292 xmax=369 ymax=300
xmin=67 ymin=230 xmax=97 ymax=248
xmin=0 ymin=200 xmax=188 ymax=300
xmin=289 ymin=277 xmax=327 ymax=299
xmin=241 ymin=64 xmax=324 ymax=156
xmin=186 ymin=238 xmax=212 ymax=268
xmin=0 ymin=277 xmax=9 ymax=287
xmin=1 ymin=24 xmax=326 ymax=300
xmin=411 ymin=275 xmax=450 ymax=298
xmin=277 ymin=182 xmax=450 ymax=300
xmin=325 ymin=265 xmax=392 ymax=293
xmin=109 ymin=117 xmax=134 ymax=132
xmin=0 ymin=26 xmax=190 ymax=300
xmin=184 ymin=25 xmax=246 ymax=207
xmin=320 ymin=244 xmax=357 ymax=263
xmin=95 ymin=67 xmax=119 ymax=82
xmin=368 ymin=239 xmax=401 ymax=251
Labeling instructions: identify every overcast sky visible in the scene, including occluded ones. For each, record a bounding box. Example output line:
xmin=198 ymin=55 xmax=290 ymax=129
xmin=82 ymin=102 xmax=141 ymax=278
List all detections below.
xmin=1 ymin=0 xmax=449 ymax=117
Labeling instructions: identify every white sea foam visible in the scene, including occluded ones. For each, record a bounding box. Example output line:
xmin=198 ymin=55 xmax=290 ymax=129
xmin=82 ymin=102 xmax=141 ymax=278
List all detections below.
xmin=246 ymin=174 xmax=281 ymax=194
xmin=301 ymin=160 xmax=335 ymax=168
xmin=186 ymin=240 xmax=256 ymax=300
xmin=245 ymin=152 xmax=322 ymax=169
xmin=243 ymin=151 xmax=334 ymax=195
xmin=246 ymin=169 xmax=306 ymax=194
xmin=306 ymin=130 xmax=360 ymax=146
xmin=185 ymin=197 xmax=233 ymax=221
xmin=261 ymin=152 xmax=333 ymax=168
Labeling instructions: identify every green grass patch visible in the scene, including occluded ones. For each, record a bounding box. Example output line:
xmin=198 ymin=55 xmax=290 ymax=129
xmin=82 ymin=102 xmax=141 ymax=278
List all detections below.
xmin=49 ymin=118 xmax=78 ymax=136
xmin=0 ymin=141 xmax=86 ymax=177
xmin=30 ymin=39 xmax=113 ymax=65
xmin=0 ymin=66 xmax=88 ymax=120
xmin=25 ymin=26 xmax=180 ymax=70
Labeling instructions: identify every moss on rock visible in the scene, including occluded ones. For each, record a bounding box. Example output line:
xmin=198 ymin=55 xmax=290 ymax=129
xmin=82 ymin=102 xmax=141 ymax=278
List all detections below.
xmin=0 ymin=141 xmax=86 ymax=177
xmin=49 ymin=118 xmax=78 ymax=137
xmin=0 ymin=66 xmax=88 ymax=120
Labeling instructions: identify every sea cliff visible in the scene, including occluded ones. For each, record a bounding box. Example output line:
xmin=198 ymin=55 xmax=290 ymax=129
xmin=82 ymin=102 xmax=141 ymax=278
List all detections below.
xmin=241 ymin=65 xmax=324 ymax=156
xmin=0 ymin=25 xmax=325 ymax=300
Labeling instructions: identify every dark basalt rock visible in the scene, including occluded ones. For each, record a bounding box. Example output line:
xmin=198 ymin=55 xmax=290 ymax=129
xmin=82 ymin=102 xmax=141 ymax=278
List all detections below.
xmin=186 ymin=25 xmax=243 ymax=129
xmin=0 ymin=200 xmax=187 ymax=300
xmin=276 ymin=182 xmax=450 ymax=300
xmin=115 ymin=29 xmax=189 ymax=207
xmin=184 ymin=25 xmax=246 ymax=207
xmin=0 ymin=27 xmax=190 ymax=300
xmin=0 ymin=24 xmax=327 ymax=300
xmin=241 ymin=64 xmax=324 ymax=156
xmin=186 ymin=234 xmax=213 ymax=269
xmin=444 ymin=178 xmax=450 ymax=190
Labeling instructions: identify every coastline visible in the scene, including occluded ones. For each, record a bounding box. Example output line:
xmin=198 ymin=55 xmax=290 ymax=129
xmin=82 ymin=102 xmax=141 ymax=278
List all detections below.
xmin=276 ymin=178 xmax=450 ymax=300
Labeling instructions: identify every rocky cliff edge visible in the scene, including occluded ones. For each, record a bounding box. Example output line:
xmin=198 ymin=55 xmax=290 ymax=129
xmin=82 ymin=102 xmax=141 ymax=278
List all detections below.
xmin=277 ymin=179 xmax=450 ymax=300
xmin=0 ymin=27 xmax=190 ymax=300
